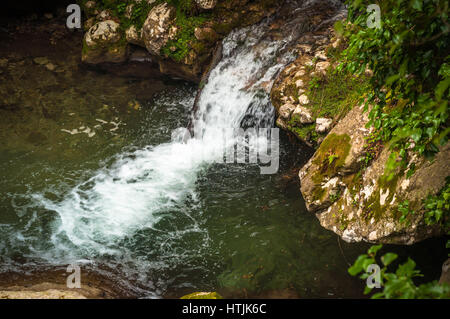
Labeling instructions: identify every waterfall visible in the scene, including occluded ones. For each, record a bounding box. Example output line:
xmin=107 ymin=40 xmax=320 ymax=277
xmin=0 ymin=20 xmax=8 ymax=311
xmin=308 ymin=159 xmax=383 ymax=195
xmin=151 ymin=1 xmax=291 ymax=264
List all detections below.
xmin=4 ymin=0 xmax=346 ymax=297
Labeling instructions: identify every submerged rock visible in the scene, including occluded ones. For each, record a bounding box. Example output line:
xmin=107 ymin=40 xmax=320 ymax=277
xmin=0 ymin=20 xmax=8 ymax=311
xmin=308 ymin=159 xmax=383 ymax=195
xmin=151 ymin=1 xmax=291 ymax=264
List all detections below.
xmin=180 ymin=292 xmax=223 ymax=299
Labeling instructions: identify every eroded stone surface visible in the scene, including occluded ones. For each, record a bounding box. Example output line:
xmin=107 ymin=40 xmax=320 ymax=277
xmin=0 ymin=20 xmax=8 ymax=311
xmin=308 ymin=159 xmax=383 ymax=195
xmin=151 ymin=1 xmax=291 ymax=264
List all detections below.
xmin=298 ymin=104 xmax=448 ymax=244
xmin=142 ymin=3 xmax=176 ymax=55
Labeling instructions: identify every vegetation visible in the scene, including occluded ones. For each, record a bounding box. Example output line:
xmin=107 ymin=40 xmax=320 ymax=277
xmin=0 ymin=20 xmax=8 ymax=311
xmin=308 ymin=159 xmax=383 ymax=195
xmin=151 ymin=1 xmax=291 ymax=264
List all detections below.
xmin=349 ymin=244 xmax=450 ymax=298
xmin=336 ymin=0 xmax=450 ymax=298
xmin=336 ymin=0 xmax=449 ymax=179
xmin=306 ymin=64 xmax=370 ymax=120
xmin=161 ymin=7 xmax=210 ymax=62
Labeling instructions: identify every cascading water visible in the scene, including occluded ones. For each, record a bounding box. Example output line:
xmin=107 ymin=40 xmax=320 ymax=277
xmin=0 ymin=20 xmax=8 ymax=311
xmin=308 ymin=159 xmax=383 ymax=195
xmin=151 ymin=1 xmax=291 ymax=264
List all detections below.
xmin=1 ymin=0 xmax=361 ymax=298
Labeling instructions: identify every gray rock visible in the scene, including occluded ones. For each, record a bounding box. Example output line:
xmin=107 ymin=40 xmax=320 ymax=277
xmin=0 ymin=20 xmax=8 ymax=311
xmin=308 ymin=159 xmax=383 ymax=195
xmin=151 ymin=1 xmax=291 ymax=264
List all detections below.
xmin=292 ymin=106 xmax=314 ymax=124
xmin=299 ymin=105 xmax=447 ymax=244
xmin=82 ymin=20 xmax=127 ymax=64
xmin=278 ymin=103 xmax=296 ymax=120
xmin=315 ymin=117 xmax=332 ymax=133
xmin=142 ymin=3 xmax=176 ymax=55
xmin=298 ymin=94 xmax=310 ymax=105
xmin=126 ymin=25 xmax=145 ymax=47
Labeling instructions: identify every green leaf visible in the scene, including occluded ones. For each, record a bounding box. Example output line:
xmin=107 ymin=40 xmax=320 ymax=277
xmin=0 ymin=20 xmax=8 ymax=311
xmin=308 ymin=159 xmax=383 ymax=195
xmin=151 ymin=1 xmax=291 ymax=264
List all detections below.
xmin=381 ymin=253 xmax=398 ymax=266
xmin=368 ymin=244 xmax=383 ymax=256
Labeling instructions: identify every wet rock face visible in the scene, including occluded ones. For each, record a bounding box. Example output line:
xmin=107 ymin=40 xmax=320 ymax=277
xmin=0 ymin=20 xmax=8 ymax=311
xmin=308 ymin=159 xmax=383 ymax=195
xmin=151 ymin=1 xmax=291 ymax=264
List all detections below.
xmin=270 ymin=25 xmax=341 ymax=146
xmin=82 ymin=20 xmax=127 ymax=64
xmin=142 ymin=3 xmax=176 ymax=56
xmin=298 ymin=104 xmax=448 ymax=244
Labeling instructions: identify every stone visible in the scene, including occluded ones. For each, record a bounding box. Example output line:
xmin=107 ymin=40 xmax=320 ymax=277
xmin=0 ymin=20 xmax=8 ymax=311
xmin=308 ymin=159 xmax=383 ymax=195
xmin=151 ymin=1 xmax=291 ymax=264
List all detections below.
xmin=278 ymin=103 xmax=295 ymax=120
xmin=315 ymin=117 xmax=332 ymax=133
xmin=142 ymin=3 xmax=176 ymax=55
xmin=126 ymin=26 xmax=145 ymax=47
xmin=85 ymin=20 xmax=121 ymax=47
xmin=195 ymin=0 xmax=218 ymax=10
xmin=332 ymin=38 xmax=342 ymax=49
xmin=180 ymin=292 xmax=223 ymax=299
xmin=299 ymin=105 xmax=448 ymax=244
xmin=45 ymin=63 xmax=56 ymax=71
xmin=294 ymin=69 xmax=306 ymax=77
xmin=292 ymin=106 xmax=314 ymax=124
xmin=314 ymin=51 xmax=327 ymax=61
xmin=125 ymin=4 xmax=135 ymax=19
xmin=315 ymin=61 xmax=330 ymax=75
xmin=194 ymin=27 xmax=218 ymax=42
xmin=82 ymin=20 xmax=127 ymax=64
xmin=96 ymin=10 xmax=114 ymax=22
xmin=298 ymin=94 xmax=310 ymax=105
xmin=439 ymin=259 xmax=450 ymax=285
xmin=295 ymin=79 xmax=304 ymax=88
xmin=297 ymin=44 xmax=312 ymax=54
xmin=33 ymin=57 xmax=49 ymax=65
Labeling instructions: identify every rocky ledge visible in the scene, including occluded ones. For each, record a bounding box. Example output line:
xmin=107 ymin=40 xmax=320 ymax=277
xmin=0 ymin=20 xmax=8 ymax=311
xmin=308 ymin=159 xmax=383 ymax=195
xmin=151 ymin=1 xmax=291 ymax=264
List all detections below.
xmin=271 ymin=15 xmax=449 ymax=245
xmin=80 ymin=0 xmax=282 ymax=82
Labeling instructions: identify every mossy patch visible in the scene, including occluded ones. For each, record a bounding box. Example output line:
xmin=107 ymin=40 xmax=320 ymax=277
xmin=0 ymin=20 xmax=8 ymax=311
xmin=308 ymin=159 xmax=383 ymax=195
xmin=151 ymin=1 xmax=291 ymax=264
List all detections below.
xmin=180 ymin=292 xmax=223 ymax=299
xmin=306 ymin=70 xmax=370 ymax=120
xmin=312 ymin=133 xmax=351 ymax=181
xmin=161 ymin=7 xmax=210 ymax=62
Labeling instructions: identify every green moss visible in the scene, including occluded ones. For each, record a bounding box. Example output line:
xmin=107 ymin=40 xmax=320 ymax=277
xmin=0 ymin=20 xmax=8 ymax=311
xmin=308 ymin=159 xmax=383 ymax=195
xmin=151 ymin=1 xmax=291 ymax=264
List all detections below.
xmin=161 ymin=6 xmax=210 ymax=62
xmin=363 ymin=168 xmax=402 ymax=223
xmin=306 ymin=70 xmax=370 ymax=120
xmin=287 ymin=122 xmax=317 ymax=142
xmin=311 ymin=185 xmax=327 ymax=201
xmin=312 ymin=133 xmax=351 ymax=180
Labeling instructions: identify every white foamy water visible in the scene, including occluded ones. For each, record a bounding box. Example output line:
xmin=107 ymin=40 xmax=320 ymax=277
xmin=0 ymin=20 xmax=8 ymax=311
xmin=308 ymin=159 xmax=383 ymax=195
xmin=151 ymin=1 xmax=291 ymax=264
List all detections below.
xmin=6 ymin=0 xmax=346 ymax=296
xmin=37 ymin=21 xmax=294 ymax=259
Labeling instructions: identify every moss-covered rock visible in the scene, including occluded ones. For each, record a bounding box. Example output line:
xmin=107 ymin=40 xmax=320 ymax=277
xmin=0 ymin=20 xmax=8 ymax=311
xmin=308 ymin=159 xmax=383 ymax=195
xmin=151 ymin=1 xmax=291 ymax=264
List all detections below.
xmin=79 ymin=0 xmax=284 ymax=81
xmin=82 ymin=20 xmax=128 ymax=64
xmin=79 ymin=0 xmax=284 ymax=82
xmin=180 ymin=292 xmax=223 ymax=299
xmin=298 ymin=103 xmax=448 ymax=244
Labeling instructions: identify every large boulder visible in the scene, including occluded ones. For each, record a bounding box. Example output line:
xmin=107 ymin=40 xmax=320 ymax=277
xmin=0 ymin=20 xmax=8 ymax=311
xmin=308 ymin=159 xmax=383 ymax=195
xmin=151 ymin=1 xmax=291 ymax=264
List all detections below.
xmin=299 ymin=104 xmax=448 ymax=244
xmin=82 ymin=20 xmax=127 ymax=64
xmin=142 ymin=3 xmax=176 ymax=56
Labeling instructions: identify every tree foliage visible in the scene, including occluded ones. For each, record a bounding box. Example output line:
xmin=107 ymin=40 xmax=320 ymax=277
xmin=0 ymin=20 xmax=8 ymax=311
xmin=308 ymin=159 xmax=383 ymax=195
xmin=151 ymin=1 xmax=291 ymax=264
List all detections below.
xmin=337 ymin=0 xmax=449 ymax=174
